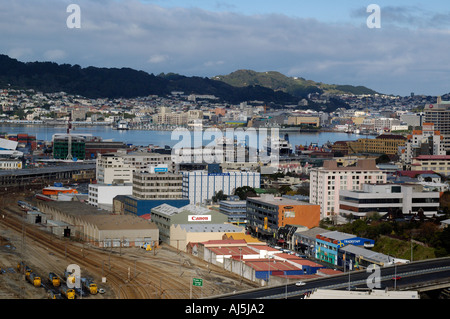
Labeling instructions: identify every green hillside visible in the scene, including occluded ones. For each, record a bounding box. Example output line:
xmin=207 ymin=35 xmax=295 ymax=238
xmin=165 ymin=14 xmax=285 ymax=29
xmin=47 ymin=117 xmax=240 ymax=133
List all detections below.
xmin=213 ymin=69 xmax=379 ymax=97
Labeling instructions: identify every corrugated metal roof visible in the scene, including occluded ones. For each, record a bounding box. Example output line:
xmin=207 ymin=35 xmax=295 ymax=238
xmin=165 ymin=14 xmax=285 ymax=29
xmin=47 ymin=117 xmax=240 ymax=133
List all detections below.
xmin=340 ymin=244 xmax=391 ymax=264
xmin=176 ymin=223 xmax=243 ymax=232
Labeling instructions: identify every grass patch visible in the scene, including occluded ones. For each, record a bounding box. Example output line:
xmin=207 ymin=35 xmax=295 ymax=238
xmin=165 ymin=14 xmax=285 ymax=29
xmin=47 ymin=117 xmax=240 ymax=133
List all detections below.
xmin=373 ymin=236 xmax=436 ymax=261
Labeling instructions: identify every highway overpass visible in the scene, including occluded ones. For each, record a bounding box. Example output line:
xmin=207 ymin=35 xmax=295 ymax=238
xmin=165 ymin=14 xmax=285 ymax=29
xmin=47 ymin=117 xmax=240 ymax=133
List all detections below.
xmin=213 ymin=257 xmax=450 ymax=299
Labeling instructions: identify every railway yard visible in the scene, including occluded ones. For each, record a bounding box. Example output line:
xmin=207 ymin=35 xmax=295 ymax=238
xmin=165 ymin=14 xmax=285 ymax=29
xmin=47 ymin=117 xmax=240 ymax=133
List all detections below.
xmin=0 ymin=192 xmax=259 ymax=299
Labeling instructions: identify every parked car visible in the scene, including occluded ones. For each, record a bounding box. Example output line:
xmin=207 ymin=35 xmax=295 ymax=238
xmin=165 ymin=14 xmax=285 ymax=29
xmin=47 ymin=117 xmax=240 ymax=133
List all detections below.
xmin=295 ymin=281 xmax=306 ymax=286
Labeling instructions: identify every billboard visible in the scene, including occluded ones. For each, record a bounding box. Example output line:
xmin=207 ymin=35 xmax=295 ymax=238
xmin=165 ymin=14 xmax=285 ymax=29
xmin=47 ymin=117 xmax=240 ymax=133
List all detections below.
xmin=340 ymin=237 xmax=375 ymax=247
xmin=188 ymin=215 xmax=211 ymax=222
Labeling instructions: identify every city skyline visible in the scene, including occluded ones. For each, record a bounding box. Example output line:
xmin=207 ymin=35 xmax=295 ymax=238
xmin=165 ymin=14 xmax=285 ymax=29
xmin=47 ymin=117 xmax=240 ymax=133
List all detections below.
xmin=1 ymin=0 xmax=449 ymax=97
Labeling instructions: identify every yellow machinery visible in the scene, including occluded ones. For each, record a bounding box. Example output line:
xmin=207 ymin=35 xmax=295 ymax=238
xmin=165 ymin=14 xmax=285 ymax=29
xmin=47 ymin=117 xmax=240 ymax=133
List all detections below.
xmin=49 ymin=272 xmax=61 ymax=287
xmin=82 ymin=278 xmax=98 ymax=294
xmin=25 ymin=266 xmax=32 ymax=280
xmin=28 ymin=273 xmax=41 ymax=287
xmin=61 ymin=285 xmax=75 ymax=299
xmin=87 ymin=283 xmax=98 ymax=295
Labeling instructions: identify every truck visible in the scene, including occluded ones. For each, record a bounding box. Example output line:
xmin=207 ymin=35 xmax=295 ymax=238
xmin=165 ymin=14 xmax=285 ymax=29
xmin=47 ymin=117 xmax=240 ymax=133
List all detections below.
xmin=141 ymin=242 xmax=152 ymax=251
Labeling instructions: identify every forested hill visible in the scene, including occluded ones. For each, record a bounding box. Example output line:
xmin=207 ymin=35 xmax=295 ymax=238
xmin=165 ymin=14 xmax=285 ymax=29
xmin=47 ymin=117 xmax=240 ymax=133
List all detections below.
xmin=213 ymin=69 xmax=379 ymax=97
xmin=0 ymin=55 xmax=299 ymax=105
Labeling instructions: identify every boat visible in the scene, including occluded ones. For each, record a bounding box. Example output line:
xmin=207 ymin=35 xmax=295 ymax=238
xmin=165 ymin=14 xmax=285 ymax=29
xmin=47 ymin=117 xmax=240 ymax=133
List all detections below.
xmin=264 ymin=135 xmax=292 ymax=156
xmin=115 ymin=120 xmax=129 ymax=130
xmin=42 ymin=186 xmax=78 ymax=196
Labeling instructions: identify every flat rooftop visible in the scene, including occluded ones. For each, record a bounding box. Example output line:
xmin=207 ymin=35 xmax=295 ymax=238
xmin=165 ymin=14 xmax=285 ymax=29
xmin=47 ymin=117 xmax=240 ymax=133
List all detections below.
xmin=247 ymin=196 xmax=313 ymax=206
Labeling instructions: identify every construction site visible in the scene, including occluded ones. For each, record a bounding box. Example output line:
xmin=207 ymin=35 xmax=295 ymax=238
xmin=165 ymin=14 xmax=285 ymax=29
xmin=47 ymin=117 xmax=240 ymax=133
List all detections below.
xmin=0 ymin=191 xmax=259 ymax=299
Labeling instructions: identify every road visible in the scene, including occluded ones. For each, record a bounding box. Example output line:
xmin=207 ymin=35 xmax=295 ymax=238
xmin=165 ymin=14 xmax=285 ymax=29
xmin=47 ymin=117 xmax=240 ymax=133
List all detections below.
xmin=218 ymin=257 xmax=450 ymax=299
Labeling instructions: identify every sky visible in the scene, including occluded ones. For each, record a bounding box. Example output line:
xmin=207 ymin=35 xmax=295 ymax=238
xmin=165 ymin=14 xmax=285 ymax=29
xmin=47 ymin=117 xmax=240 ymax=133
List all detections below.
xmin=1 ymin=0 xmax=450 ymax=97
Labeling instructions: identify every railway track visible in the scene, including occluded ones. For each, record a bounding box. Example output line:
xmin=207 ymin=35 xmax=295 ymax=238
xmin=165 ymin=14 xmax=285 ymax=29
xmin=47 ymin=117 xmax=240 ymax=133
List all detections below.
xmin=0 ymin=205 xmax=254 ymax=299
xmin=0 ymin=208 xmax=150 ymax=299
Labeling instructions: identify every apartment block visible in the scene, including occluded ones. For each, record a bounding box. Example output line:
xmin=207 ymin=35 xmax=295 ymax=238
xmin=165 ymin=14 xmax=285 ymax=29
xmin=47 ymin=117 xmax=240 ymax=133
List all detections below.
xmin=411 ymin=155 xmax=450 ymax=176
xmin=400 ymin=123 xmax=445 ymax=164
xmin=309 ymin=159 xmax=387 ymax=219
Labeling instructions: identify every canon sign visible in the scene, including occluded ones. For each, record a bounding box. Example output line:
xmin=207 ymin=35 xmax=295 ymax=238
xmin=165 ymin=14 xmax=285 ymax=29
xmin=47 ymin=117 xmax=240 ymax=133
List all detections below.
xmin=188 ymin=215 xmax=211 ymax=222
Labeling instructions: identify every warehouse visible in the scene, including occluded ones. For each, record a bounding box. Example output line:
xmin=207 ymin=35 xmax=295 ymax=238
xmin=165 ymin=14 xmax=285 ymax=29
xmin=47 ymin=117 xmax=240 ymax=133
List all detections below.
xmin=170 ymin=223 xmax=244 ymax=252
xmin=151 ymin=203 xmax=230 ymax=245
xmin=35 ymin=201 xmax=159 ymax=247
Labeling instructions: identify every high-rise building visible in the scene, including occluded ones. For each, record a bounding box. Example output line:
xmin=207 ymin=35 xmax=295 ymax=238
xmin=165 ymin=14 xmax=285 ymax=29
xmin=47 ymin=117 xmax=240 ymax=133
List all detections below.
xmin=424 ymin=96 xmax=450 ymax=152
xmin=309 ymin=159 xmax=386 ymax=219
xmin=400 ymin=123 xmax=445 ymax=164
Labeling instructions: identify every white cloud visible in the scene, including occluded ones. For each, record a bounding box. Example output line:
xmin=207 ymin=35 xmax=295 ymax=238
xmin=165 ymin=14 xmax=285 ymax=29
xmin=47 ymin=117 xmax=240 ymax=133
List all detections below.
xmin=148 ymin=54 xmax=169 ymax=64
xmin=44 ymin=49 xmax=66 ymax=61
xmin=0 ymin=1 xmax=449 ymax=96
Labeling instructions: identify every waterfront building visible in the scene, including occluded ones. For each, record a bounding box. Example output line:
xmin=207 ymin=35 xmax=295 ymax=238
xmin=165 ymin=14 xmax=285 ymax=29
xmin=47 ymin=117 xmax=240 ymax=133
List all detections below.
xmin=348 ymin=134 xmax=406 ymax=156
xmin=152 ymin=106 xmax=188 ymax=126
xmin=287 ymin=115 xmax=320 ymax=127
xmin=332 ymin=134 xmax=407 ymax=156
xmin=374 ymin=117 xmax=401 ymax=132
xmin=309 ymin=159 xmax=386 ymax=219
xmin=52 ymin=134 xmax=86 ymax=160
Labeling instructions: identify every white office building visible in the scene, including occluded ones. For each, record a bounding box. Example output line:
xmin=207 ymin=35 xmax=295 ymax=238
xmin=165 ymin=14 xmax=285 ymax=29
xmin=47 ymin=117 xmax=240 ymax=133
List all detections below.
xmin=96 ymin=151 xmax=175 ymax=184
xmin=182 ymin=170 xmax=261 ymax=204
xmin=339 ymin=183 xmax=440 ymax=218
xmin=88 ymin=183 xmax=133 ymax=209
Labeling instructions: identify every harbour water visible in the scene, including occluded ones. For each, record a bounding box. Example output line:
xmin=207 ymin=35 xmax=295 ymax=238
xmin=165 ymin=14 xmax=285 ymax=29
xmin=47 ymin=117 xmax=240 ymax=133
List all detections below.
xmin=0 ymin=124 xmax=375 ymax=148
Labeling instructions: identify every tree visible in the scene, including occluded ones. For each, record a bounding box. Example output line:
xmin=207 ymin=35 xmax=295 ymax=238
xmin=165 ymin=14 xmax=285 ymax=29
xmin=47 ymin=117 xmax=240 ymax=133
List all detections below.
xmin=212 ymin=190 xmax=227 ymax=203
xmin=376 ymin=154 xmax=390 ymax=164
xmin=234 ymin=186 xmax=256 ymax=200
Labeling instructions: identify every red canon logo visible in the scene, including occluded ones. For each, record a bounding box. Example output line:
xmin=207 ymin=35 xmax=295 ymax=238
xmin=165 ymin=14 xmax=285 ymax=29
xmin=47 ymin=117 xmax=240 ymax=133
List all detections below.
xmin=189 ymin=215 xmax=211 ymax=221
